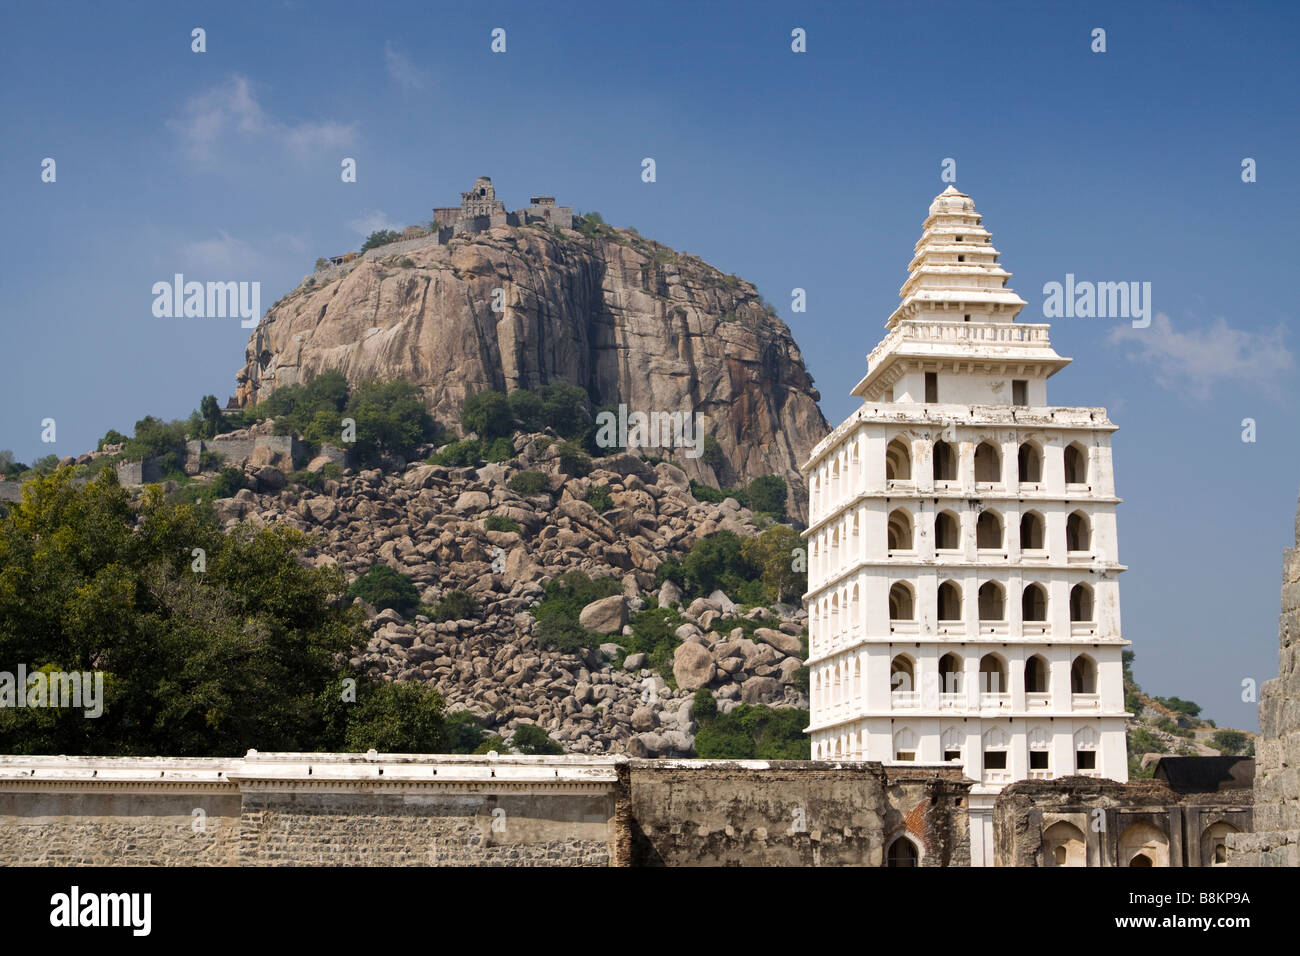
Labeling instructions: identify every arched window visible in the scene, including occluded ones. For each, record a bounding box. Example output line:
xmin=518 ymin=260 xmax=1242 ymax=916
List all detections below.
xmin=830 ymin=593 xmax=840 ymax=636
xmin=976 ymin=510 xmax=1003 ymax=549
xmin=893 ymin=727 xmax=917 ymax=761
xmin=933 ymin=440 xmax=956 ymax=481
xmin=890 ymin=655 xmax=915 ymax=693
xmin=1202 ymin=822 xmax=1240 ymax=867
xmin=974 ymin=441 xmax=1001 ymax=482
xmin=1067 ymin=511 xmax=1091 ymax=552
xmin=1070 ymin=583 xmax=1094 ymax=622
xmin=886 ymin=836 xmax=919 ymax=867
xmin=1028 ymin=725 xmax=1052 ymax=775
xmin=1043 ymin=821 xmax=1085 ymax=867
xmin=978 ymin=653 xmax=1007 ymax=694
xmin=978 ymin=581 xmax=1005 ymax=621
xmin=830 ymin=527 xmax=840 ymax=567
xmin=888 ymin=508 xmax=913 ymax=550
xmin=889 ymin=582 xmax=915 ymax=621
xmin=1022 ymin=583 xmax=1048 ymax=621
xmin=1064 ymin=442 xmax=1088 ymax=484
xmin=1118 ymin=821 xmax=1168 ymax=867
xmin=885 ymin=438 xmax=912 ymax=481
xmin=938 ymin=653 xmax=963 ymax=694
xmin=1024 ymin=654 xmax=1049 ymax=693
xmin=1018 ymin=442 xmax=1042 ymax=483
xmin=935 ymin=510 xmax=960 ymax=550
xmin=937 ymin=581 xmax=962 ymax=621
xmin=940 ymin=727 xmax=964 ymax=763
xmin=1020 ymin=511 xmax=1045 ymax=550
xmin=1071 ymin=655 xmax=1098 ymax=694
xmin=983 ymin=726 xmax=1009 ymax=772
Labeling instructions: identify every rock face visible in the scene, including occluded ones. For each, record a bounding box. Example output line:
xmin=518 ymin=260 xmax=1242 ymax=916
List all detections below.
xmin=1230 ymin=491 xmax=1300 ymax=866
xmin=234 ymin=222 xmax=828 ymax=520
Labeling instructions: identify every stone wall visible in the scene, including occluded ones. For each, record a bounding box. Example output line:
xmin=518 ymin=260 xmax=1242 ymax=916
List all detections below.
xmin=627 ymin=760 xmax=970 ymax=866
xmin=115 ymin=457 xmax=162 ymax=486
xmin=0 ymin=481 xmax=21 ymax=503
xmin=0 ymin=754 xmax=972 ymax=867
xmin=1229 ymin=491 xmax=1300 ymax=866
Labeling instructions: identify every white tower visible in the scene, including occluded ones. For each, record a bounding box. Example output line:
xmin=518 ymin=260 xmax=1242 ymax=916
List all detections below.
xmin=801 ymin=186 xmax=1130 ymax=866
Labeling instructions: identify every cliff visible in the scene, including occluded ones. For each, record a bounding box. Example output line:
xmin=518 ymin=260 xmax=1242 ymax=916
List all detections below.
xmin=234 ymin=220 xmax=828 ymax=520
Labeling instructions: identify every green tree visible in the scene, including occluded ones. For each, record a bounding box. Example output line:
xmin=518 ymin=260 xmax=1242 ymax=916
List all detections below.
xmin=340 ymin=682 xmax=447 ymax=753
xmin=360 ymin=229 xmax=400 ymax=252
xmin=746 ymin=475 xmax=788 ymax=520
xmin=682 ymin=530 xmax=754 ymax=598
xmin=198 ymin=395 xmax=225 ymax=439
xmin=741 ymin=525 xmax=806 ymax=603
xmin=1209 ymin=730 xmax=1250 ymax=756
xmin=506 ymin=389 xmax=545 ymax=433
xmin=348 ymin=564 xmax=421 ymax=616
xmin=346 ymin=379 xmax=438 ymax=466
xmin=511 ymin=723 xmax=563 ymax=755
xmin=461 ymin=390 xmax=514 ymax=440
xmin=96 ymin=430 xmax=128 ymax=451
xmin=0 ymin=469 xmax=365 ymax=756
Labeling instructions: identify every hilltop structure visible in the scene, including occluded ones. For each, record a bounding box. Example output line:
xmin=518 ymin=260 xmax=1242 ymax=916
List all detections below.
xmin=801 ymin=185 xmax=1131 ymax=866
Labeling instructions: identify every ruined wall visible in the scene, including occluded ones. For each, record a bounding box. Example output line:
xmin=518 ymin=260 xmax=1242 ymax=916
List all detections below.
xmin=1229 ymin=492 xmax=1300 ymax=866
xmin=626 ymin=760 xmax=970 ymax=866
xmin=239 ymin=790 xmax=614 ymax=866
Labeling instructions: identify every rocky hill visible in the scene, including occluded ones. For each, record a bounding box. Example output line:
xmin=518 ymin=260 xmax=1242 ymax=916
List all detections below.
xmin=206 ymin=431 xmax=809 ymax=757
xmin=234 ymin=218 xmax=829 ymax=521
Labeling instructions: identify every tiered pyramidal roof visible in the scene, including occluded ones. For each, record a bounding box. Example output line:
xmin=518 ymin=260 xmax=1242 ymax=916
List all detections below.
xmin=852 ymin=185 xmax=1069 ymax=401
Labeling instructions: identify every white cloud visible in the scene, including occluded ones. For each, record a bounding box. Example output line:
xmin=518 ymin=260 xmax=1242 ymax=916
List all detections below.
xmin=1108 ymin=313 xmax=1294 ymax=401
xmin=177 ymin=231 xmax=263 ymax=275
xmin=384 ymin=42 xmax=431 ymax=91
xmin=348 ymin=210 xmax=402 ymax=237
xmin=171 ymin=74 xmax=355 ymax=162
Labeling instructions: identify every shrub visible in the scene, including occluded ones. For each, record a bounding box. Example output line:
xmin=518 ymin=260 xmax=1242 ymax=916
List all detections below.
xmin=484 ymin=514 xmax=522 ymax=534
xmin=209 ymin=466 xmax=246 ymax=499
xmin=360 ymin=229 xmax=401 ymax=252
xmin=198 ymin=449 xmax=223 ymax=473
xmin=462 ymin=390 xmax=514 ymax=441
xmin=507 ymin=389 xmax=545 ymax=432
xmin=746 ymin=475 xmax=788 ymax=520
xmin=700 ymin=434 xmax=726 ymax=471
xmin=694 ymin=704 xmax=809 ymax=760
xmin=682 ymin=530 xmax=755 ymax=598
xmin=617 ymin=606 xmax=686 ymax=681
xmin=342 ymin=682 xmax=447 ymax=753
xmin=291 ymin=469 xmax=324 ymax=492
xmin=349 ymin=564 xmax=421 ymax=616
xmin=485 ymin=436 xmax=515 ymax=463
xmin=508 ymin=470 xmax=548 ymax=496
xmin=689 ymin=480 xmax=725 ymax=504
xmin=555 ymin=439 xmax=590 ymax=477
xmin=321 ymin=462 xmax=344 ymax=481
xmin=430 ymin=589 xmax=480 ymax=623
xmin=511 ymin=723 xmax=563 ymax=755
xmin=445 ymin=710 xmax=490 ymax=754
xmin=1128 ymin=727 xmax=1166 ymax=755
xmin=531 ymin=571 xmax=622 ymax=653
xmin=97 ymin=429 xmax=128 ymax=451
xmin=430 ymin=439 xmax=483 ymax=467
xmin=692 ymin=689 xmax=717 ymax=721
xmin=1209 ymin=730 xmax=1250 ymax=755
xmin=740 ymin=525 xmax=806 ymax=603
xmin=396 ymin=257 xmax=415 ymax=269
xmin=346 ymin=379 xmax=439 ymax=467
xmin=586 ymin=485 xmax=613 ymax=513
xmin=1154 ymin=696 xmax=1202 ymax=718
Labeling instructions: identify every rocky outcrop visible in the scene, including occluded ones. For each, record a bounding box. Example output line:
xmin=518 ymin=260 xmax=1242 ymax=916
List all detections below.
xmin=234 ymin=222 xmax=828 ymax=520
xmin=204 ymin=434 xmax=809 ymax=756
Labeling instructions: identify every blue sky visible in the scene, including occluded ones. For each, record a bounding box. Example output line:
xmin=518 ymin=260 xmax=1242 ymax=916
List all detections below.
xmin=2 ymin=0 xmax=1297 ymax=731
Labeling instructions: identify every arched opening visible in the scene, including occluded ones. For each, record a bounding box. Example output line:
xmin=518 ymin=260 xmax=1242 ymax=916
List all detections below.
xmin=974 ymin=441 xmax=1001 ymax=482
xmin=1022 ymin=583 xmax=1048 ymax=622
xmin=935 ymin=510 xmax=960 ymax=550
xmin=1071 ymin=655 xmax=1097 ymax=694
xmin=1028 ymin=725 xmax=1052 ymax=775
xmin=940 ymin=727 xmax=963 ymax=763
xmin=888 ymin=508 xmax=913 ymax=550
xmin=1018 ymin=442 xmax=1042 ymax=483
xmin=1064 ymin=443 xmax=1088 ymax=484
xmin=885 ymin=438 xmax=912 ymax=481
xmin=933 ymin=440 xmax=956 ymax=481
xmin=1202 ymin=821 xmax=1240 ymax=867
xmin=978 ymin=581 xmax=1005 ymax=621
xmin=1070 ymin=583 xmax=1094 ymax=622
xmin=889 ymin=582 xmax=915 ymax=621
xmin=1067 ymin=511 xmax=1091 ymax=552
xmin=976 ymin=510 xmax=1003 ymax=549
xmin=890 ymin=655 xmax=915 ymax=693
xmin=1043 ymin=821 xmax=1086 ymax=867
xmin=1074 ymin=726 xmax=1099 ymax=774
xmin=1024 ymin=654 xmax=1049 ymax=694
xmin=937 ymin=581 xmax=962 ymax=621
xmin=886 ymin=836 xmax=919 ymax=867
xmin=938 ymin=653 xmax=963 ymax=694
xmin=978 ymin=653 xmax=1007 ymax=694
xmin=982 ymin=726 xmax=1009 ymax=775
xmin=1020 ymin=511 xmax=1045 ymax=550
xmin=1118 ymin=822 xmax=1169 ymax=867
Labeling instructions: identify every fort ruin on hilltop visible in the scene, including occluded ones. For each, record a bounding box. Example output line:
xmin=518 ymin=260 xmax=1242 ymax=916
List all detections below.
xmin=321 ymin=176 xmax=573 ymax=268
